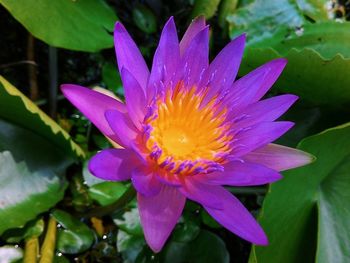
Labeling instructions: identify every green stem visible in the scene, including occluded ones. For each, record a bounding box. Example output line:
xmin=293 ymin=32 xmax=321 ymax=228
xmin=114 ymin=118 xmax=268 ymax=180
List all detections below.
xmin=227 ymin=186 xmax=267 ymax=195
xmin=23 ymin=237 xmax=39 ymax=263
xmin=83 ymin=185 xmax=136 ymax=218
xmin=39 ymin=217 xmax=57 ymax=263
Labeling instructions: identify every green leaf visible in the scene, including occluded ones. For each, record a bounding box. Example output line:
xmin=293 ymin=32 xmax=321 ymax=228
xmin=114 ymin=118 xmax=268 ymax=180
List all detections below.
xmin=88 ymin=182 xmax=127 ymax=206
xmin=113 ymin=207 xmax=143 ymax=236
xmin=228 ymin=0 xmax=330 ymax=44
xmin=117 ymin=230 xmax=145 ymax=263
xmin=201 ymin=210 xmax=221 ymax=228
xmin=250 ymin=123 xmax=350 ymax=263
xmin=0 ymin=0 xmax=117 ymax=52
xmin=172 ymin=216 xmax=201 ymax=243
xmin=161 ymin=230 xmax=230 ymax=263
xmin=191 ymin=0 xmax=221 ymax=19
xmin=102 ymin=63 xmax=124 ymax=97
xmin=0 ymin=152 xmax=66 ymax=235
xmin=3 ymin=218 xmax=44 ymax=243
xmin=0 ymin=76 xmax=84 ymax=162
xmin=248 ymin=22 xmax=350 ymax=59
xmin=132 ymin=4 xmax=157 ymax=34
xmin=52 ymin=209 xmax=94 ymax=254
xmin=239 ymin=47 xmax=350 ymax=108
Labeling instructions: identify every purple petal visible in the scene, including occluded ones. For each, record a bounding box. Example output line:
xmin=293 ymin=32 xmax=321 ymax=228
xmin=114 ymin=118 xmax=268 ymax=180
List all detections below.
xmin=138 ymin=185 xmax=186 ymax=252
xmin=179 ymin=16 xmax=206 ymax=56
xmin=252 ymin=58 xmax=287 ymax=101
xmin=243 ymin=143 xmax=315 ymax=171
xmin=176 ymin=27 xmax=209 ymax=87
xmin=148 ymin=17 xmax=180 ymax=99
xmin=224 ymin=58 xmax=287 ymax=114
xmin=201 ymin=34 xmax=246 ymax=103
xmin=179 ymin=178 xmax=223 ymax=209
xmin=121 ymin=68 xmax=146 ymax=130
xmin=232 ymin=121 xmax=294 ymax=157
xmin=114 ymin=22 xmax=149 ymax=90
xmin=131 ymin=167 xmax=162 ymax=197
xmin=88 ymin=148 xmax=137 ymax=181
xmin=105 ymin=110 xmax=138 ymax=148
xmin=204 ymin=187 xmax=268 ymax=245
xmin=61 ymin=84 xmax=125 ymax=141
xmin=197 ymin=161 xmax=282 ymax=186
xmin=232 ymin=94 xmax=298 ymax=128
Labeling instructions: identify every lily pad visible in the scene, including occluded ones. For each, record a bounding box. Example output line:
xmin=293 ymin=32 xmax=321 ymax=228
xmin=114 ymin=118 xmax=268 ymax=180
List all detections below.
xmin=250 ymin=122 xmax=350 ymax=263
xmin=161 ymin=230 xmax=230 ymax=263
xmin=228 ymin=0 xmax=331 ymax=44
xmin=3 ymin=218 xmax=44 ymax=243
xmin=52 ymin=209 xmax=94 ymax=254
xmin=88 ymin=182 xmax=127 ymax=206
xmin=0 ymin=76 xmax=84 ymax=163
xmin=240 ymin=47 xmax=350 ymax=108
xmin=0 ymin=0 xmax=117 ymax=52
xmin=0 ymin=152 xmax=66 ymax=235
xmin=113 ymin=207 xmax=143 ymax=236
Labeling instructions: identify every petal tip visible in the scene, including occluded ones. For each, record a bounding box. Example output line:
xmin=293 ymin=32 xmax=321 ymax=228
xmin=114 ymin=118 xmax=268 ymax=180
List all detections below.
xmin=114 ymin=21 xmax=125 ymax=32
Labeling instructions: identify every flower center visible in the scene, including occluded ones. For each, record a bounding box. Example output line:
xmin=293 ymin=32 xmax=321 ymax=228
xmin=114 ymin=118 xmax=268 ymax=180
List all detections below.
xmin=143 ymin=83 xmax=232 ymax=176
xmin=162 ymin=128 xmax=194 ymax=156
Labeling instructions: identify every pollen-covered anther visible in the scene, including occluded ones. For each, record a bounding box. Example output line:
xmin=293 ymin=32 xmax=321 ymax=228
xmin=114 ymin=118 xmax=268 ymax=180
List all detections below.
xmin=143 ymin=84 xmax=232 ymax=176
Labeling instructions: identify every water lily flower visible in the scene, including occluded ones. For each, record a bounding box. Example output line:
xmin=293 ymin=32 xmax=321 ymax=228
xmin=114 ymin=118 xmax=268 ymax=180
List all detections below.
xmin=62 ymin=17 xmax=313 ymax=252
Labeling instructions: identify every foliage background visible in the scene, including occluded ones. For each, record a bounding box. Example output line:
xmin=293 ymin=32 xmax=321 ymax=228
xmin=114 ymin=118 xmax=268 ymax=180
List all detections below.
xmin=0 ymin=0 xmax=350 ymax=262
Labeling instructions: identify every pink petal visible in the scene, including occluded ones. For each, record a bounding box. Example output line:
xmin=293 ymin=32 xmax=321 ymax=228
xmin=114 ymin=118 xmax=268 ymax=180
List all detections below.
xmin=197 ymin=161 xmax=282 ymax=186
xmin=232 ymin=121 xmax=294 ymax=157
xmin=179 ymin=178 xmax=224 ymax=209
xmin=243 ymin=143 xmax=315 ymax=171
xmin=179 ymin=16 xmax=206 ymax=56
xmin=138 ymin=185 xmax=186 ymax=252
xmin=201 ymin=34 xmax=246 ymax=104
xmin=121 ymin=68 xmax=146 ymax=130
xmin=131 ymin=167 xmax=162 ymax=197
xmin=88 ymin=148 xmax=137 ymax=181
xmin=204 ymin=188 xmax=268 ymax=245
xmin=61 ymin=84 xmax=125 ymax=141
xmin=148 ymin=17 xmax=180 ymax=100
xmin=232 ymin=94 xmax=298 ymax=128
xmin=114 ymin=22 xmax=149 ymax=90
xmin=105 ymin=110 xmax=138 ymax=148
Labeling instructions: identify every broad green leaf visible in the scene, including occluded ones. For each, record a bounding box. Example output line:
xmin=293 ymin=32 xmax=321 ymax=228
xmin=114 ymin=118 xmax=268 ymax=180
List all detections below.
xmin=239 ymin=48 xmax=350 ymax=108
xmin=172 ymin=217 xmax=200 ymax=243
xmin=52 ymin=209 xmax=94 ymax=254
xmin=0 ymin=76 xmax=84 ymax=161
xmin=250 ymin=123 xmax=350 ymax=263
xmin=3 ymin=218 xmax=44 ymax=243
xmin=113 ymin=207 xmax=143 ymax=236
xmin=0 ymin=152 xmax=67 ymax=235
xmin=161 ymin=230 xmax=230 ymax=263
xmin=228 ymin=0 xmax=330 ymax=44
xmin=117 ymin=230 xmax=145 ymax=263
xmin=0 ymin=0 xmax=117 ymax=52
xmin=88 ymin=181 xmax=127 ymax=206
xmin=248 ymin=22 xmax=350 ymax=59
